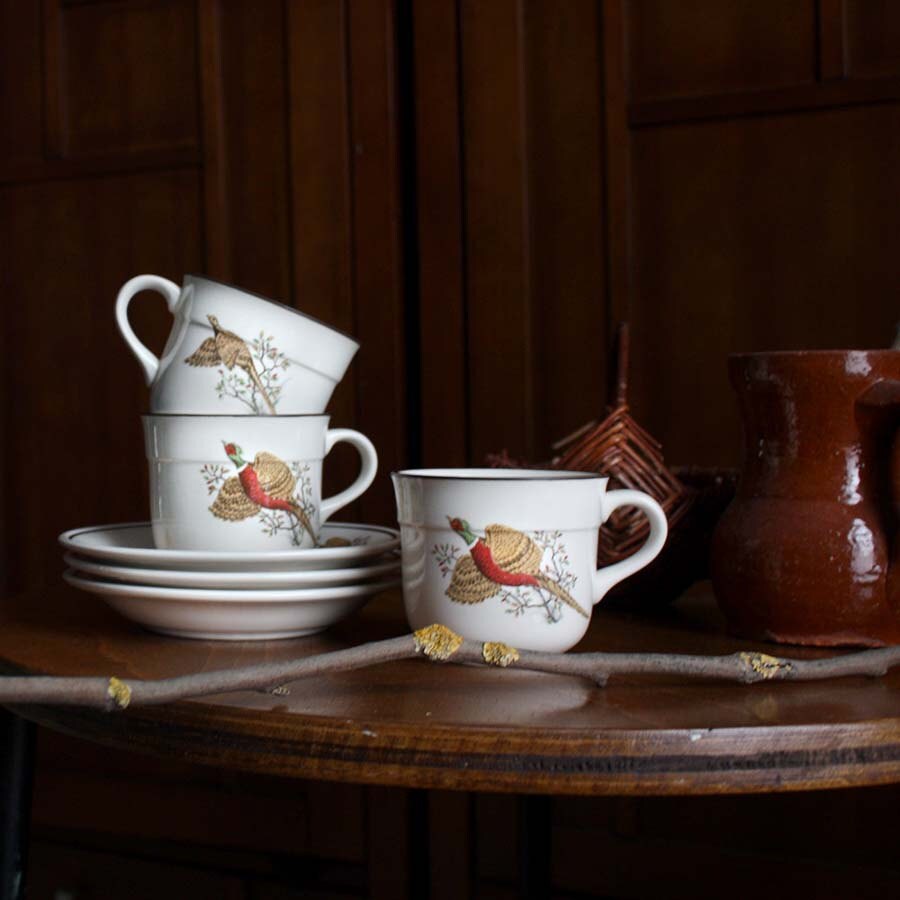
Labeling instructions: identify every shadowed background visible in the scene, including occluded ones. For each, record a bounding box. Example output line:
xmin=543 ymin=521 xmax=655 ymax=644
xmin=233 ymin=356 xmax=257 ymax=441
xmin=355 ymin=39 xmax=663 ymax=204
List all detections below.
xmin=2 ymin=1 xmax=900 ymax=897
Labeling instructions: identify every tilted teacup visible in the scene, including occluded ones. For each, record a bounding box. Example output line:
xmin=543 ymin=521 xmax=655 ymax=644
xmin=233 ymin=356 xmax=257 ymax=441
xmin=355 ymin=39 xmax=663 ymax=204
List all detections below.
xmin=392 ymin=469 xmax=668 ymax=652
xmin=117 ymin=274 xmax=359 ymax=414
xmin=145 ymin=415 xmax=377 ymax=551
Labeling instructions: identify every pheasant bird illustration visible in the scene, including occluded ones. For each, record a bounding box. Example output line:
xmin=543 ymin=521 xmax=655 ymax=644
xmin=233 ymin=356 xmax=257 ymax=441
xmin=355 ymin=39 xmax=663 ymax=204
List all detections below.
xmin=185 ymin=314 xmax=277 ymax=414
xmin=210 ymin=443 xmax=315 ymax=543
xmin=446 ymin=518 xmax=589 ymax=618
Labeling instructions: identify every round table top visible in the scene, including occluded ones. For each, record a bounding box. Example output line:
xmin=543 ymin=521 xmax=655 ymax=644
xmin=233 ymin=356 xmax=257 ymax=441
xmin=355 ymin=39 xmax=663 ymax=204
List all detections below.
xmin=1 ymin=582 xmax=899 ymax=796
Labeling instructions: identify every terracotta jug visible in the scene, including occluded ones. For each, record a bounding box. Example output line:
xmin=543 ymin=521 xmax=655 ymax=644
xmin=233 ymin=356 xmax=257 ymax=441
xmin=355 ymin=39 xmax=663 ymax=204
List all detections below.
xmin=711 ymin=350 xmax=900 ymax=647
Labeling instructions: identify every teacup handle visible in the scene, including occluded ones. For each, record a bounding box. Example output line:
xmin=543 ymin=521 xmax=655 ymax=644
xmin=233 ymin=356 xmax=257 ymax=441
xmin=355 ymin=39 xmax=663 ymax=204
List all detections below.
xmin=115 ymin=274 xmax=182 ymax=385
xmin=591 ymin=489 xmax=668 ymax=602
xmin=320 ymin=429 xmax=379 ymax=522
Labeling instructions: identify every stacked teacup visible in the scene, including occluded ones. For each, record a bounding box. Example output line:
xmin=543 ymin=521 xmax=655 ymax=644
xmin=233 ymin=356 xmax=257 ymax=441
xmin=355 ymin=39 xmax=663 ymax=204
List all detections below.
xmin=60 ymin=274 xmax=398 ymax=640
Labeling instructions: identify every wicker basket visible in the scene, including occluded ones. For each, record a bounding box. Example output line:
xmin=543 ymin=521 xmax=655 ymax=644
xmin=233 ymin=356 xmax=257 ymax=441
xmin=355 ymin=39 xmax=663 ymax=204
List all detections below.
xmin=486 ymin=325 xmax=737 ymax=608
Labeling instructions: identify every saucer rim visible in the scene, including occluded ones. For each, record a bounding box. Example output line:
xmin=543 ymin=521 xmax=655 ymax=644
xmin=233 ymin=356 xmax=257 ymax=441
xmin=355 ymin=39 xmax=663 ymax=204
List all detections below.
xmin=63 ymin=551 xmax=400 ymax=589
xmin=58 ymin=521 xmax=400 ymax=571
xmin=63 ymin=568 xmax=401 ymax=603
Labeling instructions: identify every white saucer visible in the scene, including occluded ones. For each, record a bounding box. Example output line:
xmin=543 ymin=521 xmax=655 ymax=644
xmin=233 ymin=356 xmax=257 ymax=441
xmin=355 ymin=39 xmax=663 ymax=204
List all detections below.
xmin=64 ymin=552 xmax=400 ymax=590
xmin=59 ymin=522 xmax=400 ymax=572
xmin=63 ymin=569 xmax=400 ymax=641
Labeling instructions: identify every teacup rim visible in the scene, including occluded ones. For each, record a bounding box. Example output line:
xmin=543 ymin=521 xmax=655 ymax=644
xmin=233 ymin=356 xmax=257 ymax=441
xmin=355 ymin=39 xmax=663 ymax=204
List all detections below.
xmin=392 ymin=467 xmax=606 ymax=481
xmin=186 ymin=274 xmax=360 ymax=347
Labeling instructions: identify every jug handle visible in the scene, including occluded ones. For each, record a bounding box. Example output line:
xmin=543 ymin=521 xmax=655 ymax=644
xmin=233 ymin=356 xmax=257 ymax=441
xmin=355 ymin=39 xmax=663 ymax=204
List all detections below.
xmin=854 ymin=379 xmax=900 ymax=455
xmin=115 ymin=275 xmax=182 ymax=385
xmin=855 ymin=378 xmax=900 ymax=414
xmin=855 ymin=379 xmax=900 ymax=525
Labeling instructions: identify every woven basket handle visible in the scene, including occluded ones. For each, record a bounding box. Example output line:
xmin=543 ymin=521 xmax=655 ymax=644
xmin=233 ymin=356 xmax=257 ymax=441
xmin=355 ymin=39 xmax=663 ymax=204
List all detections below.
xmin=592 ymin=489 xmax=668 ymax=602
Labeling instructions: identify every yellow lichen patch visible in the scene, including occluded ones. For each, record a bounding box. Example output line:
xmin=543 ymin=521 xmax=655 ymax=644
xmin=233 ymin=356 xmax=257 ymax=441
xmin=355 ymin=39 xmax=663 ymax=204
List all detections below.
xmin=107 ymin=676 xmax=132 ymax=709
xmin=414 ymin=624 xmax=463 ymax=661
xmin=740 ymin=652 xmax=791 ymax=679
xmin=482 ymin=642 xmax=520 ymax=668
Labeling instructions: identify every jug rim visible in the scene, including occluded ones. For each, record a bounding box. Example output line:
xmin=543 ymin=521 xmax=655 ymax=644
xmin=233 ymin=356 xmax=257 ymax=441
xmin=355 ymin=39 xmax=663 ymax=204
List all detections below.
xmin=729 ymin=348 xmax=900 ymax=359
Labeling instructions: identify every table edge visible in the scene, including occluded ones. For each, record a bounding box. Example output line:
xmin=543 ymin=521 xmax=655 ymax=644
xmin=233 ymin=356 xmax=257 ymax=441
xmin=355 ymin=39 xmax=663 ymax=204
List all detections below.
xmin=8 ymin=699 xmax=900 ymax=796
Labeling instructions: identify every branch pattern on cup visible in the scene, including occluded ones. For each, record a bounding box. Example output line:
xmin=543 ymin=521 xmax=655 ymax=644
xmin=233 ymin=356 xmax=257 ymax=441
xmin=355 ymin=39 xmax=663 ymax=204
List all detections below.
xmin=185 ymin=314 xmax=289 ymax=414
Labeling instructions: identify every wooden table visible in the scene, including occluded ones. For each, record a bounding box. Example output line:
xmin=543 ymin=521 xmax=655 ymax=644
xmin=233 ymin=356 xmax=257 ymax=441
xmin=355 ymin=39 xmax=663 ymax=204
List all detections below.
xmin=2 ymin=582 xmax=899 ymax=797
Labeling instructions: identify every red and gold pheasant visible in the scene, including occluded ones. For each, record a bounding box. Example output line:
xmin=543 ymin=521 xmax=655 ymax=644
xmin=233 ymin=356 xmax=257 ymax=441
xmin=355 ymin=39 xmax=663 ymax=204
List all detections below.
xmin=210 ymin=442 xmax=315 ymax=543
xmin=446 ymin=517 xmax=589 ymax=618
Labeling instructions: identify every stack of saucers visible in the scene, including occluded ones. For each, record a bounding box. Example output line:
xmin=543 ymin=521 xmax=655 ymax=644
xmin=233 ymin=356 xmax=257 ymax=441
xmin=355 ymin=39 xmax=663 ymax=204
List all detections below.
xmin=60 ymin=521 xmax=399 ymax=640
xmin=61 ymin=274 xmax=398 ymax=640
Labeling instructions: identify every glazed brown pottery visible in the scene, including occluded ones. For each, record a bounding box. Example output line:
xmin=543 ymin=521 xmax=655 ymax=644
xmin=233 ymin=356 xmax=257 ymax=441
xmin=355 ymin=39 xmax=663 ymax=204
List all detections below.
xmin=711 ymin=350 xmax=900 ymax=647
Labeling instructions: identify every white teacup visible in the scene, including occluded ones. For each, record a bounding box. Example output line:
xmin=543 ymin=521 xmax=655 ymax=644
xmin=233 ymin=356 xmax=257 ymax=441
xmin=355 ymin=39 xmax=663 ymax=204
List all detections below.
xmin=145 ymin=415 xmax=377 ymax=551
xmin=117 ymin=274 xmax=359 ymax=414
xmin=392 ymin=469 xmax=668 ymax=652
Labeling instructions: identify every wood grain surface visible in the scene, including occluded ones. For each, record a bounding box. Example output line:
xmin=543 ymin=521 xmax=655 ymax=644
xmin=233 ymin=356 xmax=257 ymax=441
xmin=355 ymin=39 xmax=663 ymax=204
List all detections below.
xmin=2 ymin=583 xmax=898 ymax=796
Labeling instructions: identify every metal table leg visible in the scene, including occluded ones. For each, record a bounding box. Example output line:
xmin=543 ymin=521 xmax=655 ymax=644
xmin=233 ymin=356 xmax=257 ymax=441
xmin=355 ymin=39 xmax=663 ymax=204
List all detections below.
xmin=0 ymin=711 xmax=35 ymax=900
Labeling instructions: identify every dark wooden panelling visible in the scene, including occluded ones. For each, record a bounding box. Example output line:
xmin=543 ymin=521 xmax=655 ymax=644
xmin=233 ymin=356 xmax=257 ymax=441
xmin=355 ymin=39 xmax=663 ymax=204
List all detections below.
xmin=27 ymin=841 xmax=245 ymax=900
xmin=0 ymin=147 xmax=201 ymax=186
xmin=629 ymin=105 xmax=900 ymax=467
xmin=57 ymin=0 xmax=199 ymax=157
xmin=818 ymin=0 xmax=847 ymax=81
xmin=846 ymin=0 xmax=900 ymax=77
xmin=418 ymin=0 xmax=609 ymax=464
xmin=427 ymin=792 xmax=474 ymax=900
xmin=604 ymin=0 xmax=632 ymax=329
xmin=33 ymin=764 xmax=314 ymax=857
xmin=42 ymin=0 xmax=66 ymax=158
xmin=366 ymin=787 xmax=413 ymax=900
xmin=630 ymin=77 xmax=900 ymax=128
xmin=474 ymin=794 xmax=518 ymax=890
xmin=0 ymin=169 xmax=202 ymax=593
xmin=305 ymin=781 xmax=368 ymax=862
xmin=347 ymin=0 xmax=407 ymax=521
xmin=33 ymin=730 xmax=366 ymax=860
xmin=627 ymin=0 xmax=817 ymax=103
xmin=460 ymin=0 xmax=534 ymax=463
xmin=551 ymin=791 xmax=900 ymax=898
xmin=198 ymin=0 xmax=230 ymax=279
xmin=214 ymin=0 xmax=291 ymax=299
xmin=846 ymin=0 xmax=900 ymax=76
xmin=414 ymin=0 xmax=468 ymax=467
xmin=286 ymin=0 xmax=354 ymax=335
xmin=286 ymin=0 xmax=360 ymax=518
xmin=0 ymin=0 xmax=43 ymax=163
xmin=631 ymin=789 xmax=900 ymax=867
xmin=525 ymin=0 xmax=608 ymax=447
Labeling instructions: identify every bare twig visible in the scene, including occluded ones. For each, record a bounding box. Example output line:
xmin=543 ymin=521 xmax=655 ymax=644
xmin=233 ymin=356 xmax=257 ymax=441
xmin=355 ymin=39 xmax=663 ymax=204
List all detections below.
xmin=1 ymin=625 xmax=898 ymax=712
